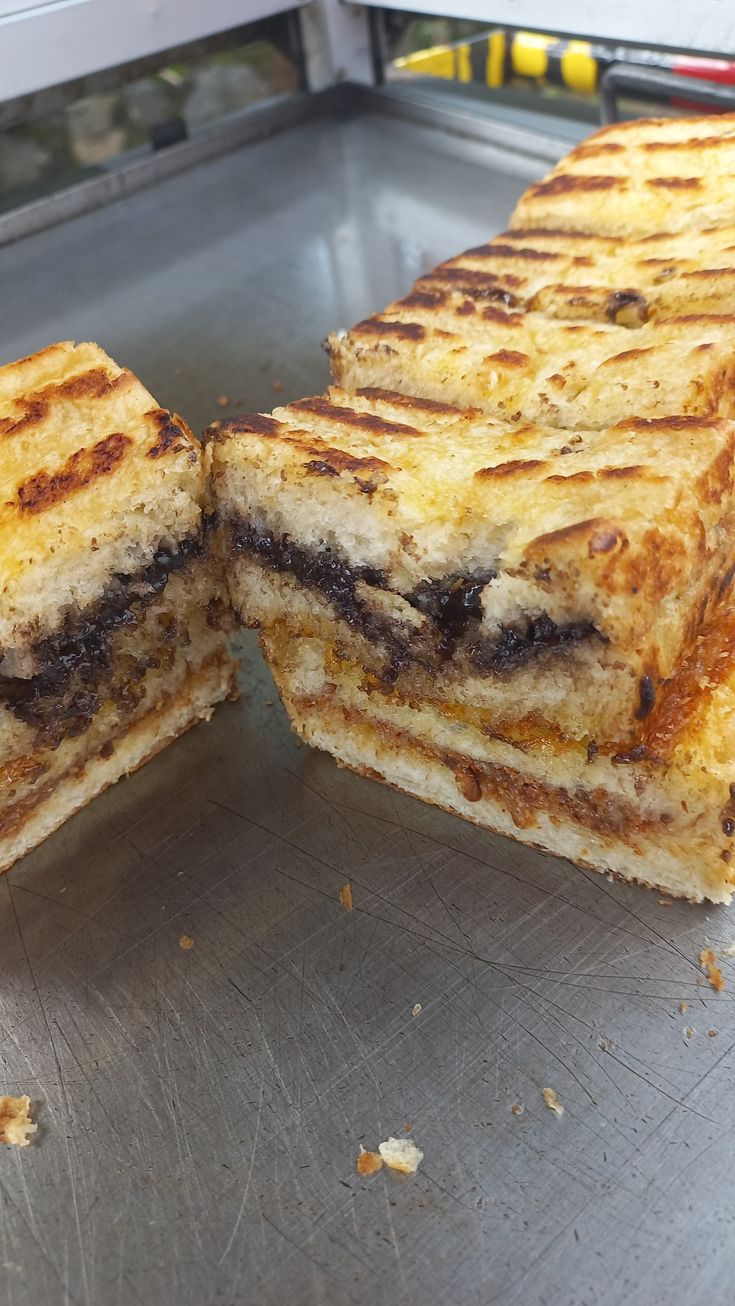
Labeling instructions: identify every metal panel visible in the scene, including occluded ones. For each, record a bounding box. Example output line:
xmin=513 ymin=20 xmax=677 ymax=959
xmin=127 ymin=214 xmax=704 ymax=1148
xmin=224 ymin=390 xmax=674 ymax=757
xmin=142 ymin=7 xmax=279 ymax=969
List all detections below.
xmin=346 ymin=0 xmax=735 ymax=60
xmin=0 ymin=0 xmax=306 ymax=100
xmin=0 ymin=106 xmax=732 ymax=1306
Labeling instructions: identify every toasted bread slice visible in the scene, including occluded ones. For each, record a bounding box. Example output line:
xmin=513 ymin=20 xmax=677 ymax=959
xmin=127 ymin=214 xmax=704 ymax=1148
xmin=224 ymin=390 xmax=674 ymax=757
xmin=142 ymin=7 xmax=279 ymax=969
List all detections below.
xmin=510 ymin=113 xmax=735 ymax=236
xmin=262 ymin=623 xmax=735 ymax=904
xmin=421 ymin=224 xmax=735 ymax=325
xmin=0 ymin=340 xmax=203 ymax=666
xmin=328 ymin=294 xmax=735 ymax=428
xmin=208 ymin=387 xmax=735 ymax=744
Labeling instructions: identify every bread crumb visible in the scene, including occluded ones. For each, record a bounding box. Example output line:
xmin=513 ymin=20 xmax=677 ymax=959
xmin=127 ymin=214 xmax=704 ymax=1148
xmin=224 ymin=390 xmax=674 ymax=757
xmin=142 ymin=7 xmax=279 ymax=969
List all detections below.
xmin=708 ymin=1029 xmax=718 ymax=1037
xmin=542 ymin=1087 xmax=564 ymax=1116
xmin=378 ymin=1136 xmax=423 ymax=1174
xmin=179 ymin=934 xmax=194 ymax=950
xmin=339 ymin=883 xmax=353 ymax=911
xmin=405 ymin=1121 xmax=413 ymax=1132
xmin=511 ymin=1103 xmax=524 ymax=1116
xmin=411 ymin=1003 xmax=422 ymax=1017
xmin=217 ymin=394 xmax=229 ymax=408
xmin=678 ymin=1001 xmax=688 ymax=1014
xmin=699 ymin=947 xmax=725 ymax=992
xmin=598 ymin=1037 xmax=615 ymax=1053
xmin=272 ymin=379 xmax=284 ymax=393
xmin=721 ymin=939 xmax=735 ymax=958
xmin=0 ymin=1095 xmax=37 ymax=1147
xmin=356 ymin=1146 xmax=383 ymax=1176
xmin=685 ymin=1026 xmax=695 ymax=1039
xmin=658 ymin=897 xmax=673 ymax=906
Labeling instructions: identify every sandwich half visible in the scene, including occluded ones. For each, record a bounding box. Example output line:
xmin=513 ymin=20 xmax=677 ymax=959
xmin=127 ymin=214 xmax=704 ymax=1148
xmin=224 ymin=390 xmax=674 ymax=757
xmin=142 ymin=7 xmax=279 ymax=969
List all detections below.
xmin=0 ymin=340 xmax=235 ymax=873
xmin=207 ymin=389 xmax=735 ymax=902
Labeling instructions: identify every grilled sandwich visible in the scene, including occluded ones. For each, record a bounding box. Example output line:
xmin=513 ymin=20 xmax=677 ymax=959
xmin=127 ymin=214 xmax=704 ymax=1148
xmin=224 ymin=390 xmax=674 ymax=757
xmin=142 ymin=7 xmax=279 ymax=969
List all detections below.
xmin=0 ymin=341 xmax=235 ymax=873
xmin=208 ymin=388 xmax=735 ymax=901
xmin=510 ymin=113 xmax=735 ymax=236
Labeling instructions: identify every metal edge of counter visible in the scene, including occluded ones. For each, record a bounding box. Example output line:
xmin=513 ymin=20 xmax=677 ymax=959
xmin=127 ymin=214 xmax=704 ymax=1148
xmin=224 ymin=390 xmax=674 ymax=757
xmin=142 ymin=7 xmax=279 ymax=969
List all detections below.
xmin=0 ymin=81 xmax=572 ymax=248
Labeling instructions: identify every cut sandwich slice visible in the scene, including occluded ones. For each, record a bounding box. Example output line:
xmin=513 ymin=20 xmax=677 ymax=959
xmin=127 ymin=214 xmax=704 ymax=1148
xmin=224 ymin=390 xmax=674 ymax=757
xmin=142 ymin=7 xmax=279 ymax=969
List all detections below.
xmin=420 ymin=224 xmax=735 ymax=326
xmin=261 ymin=622 xmax=735 ymax=905
xmin=0 ymin=340 xmax=235 ymax=874
xmin=509 ymin=113 xmax=735 ymax=236
xmin=207 ymin=387 xmax=735 ymax=750
xmin=327 ymin=294 xmax=735 ymax=427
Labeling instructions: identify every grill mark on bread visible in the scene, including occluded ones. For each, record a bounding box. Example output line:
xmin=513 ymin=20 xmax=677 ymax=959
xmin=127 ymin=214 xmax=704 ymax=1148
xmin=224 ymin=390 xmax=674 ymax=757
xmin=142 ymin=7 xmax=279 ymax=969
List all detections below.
xmin=0 ymin=367 xmax=131 ymax=439
xmin=146 ymin=410 xmax=192 ymax=459
xmin=17 ymin=432 xmax=131 ymax=514
xmin=528 ymin=175 xmax=621 ymax=198
xmin=353 ymin=319 xmax=426 ymax=341
xmin=475 ymin=458 xmax=544 ymax=479
xmin=485 ymin=349 xmax=529 ymax=368
xmin=355 ymin=388 xmax=470 ymax=417
xmin=647 ymin=177 xmax=701 ymax=189
xmin=289 ymin=396 xmax=421 ymax=438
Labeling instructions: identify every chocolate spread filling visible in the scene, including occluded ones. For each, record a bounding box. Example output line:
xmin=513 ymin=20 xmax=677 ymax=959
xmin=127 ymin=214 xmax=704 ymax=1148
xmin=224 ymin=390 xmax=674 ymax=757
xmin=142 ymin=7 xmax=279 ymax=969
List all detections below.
xmin=230 ymin=518 xmax=601 ymax=676
xmin=0 ymin=520 xmax=213 ymax=747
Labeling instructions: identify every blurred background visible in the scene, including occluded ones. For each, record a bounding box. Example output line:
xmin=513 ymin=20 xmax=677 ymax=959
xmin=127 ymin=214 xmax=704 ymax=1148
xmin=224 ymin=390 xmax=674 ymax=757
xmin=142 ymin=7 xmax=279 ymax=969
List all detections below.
xmin=1 ymin=2 xmax=733 ymax=218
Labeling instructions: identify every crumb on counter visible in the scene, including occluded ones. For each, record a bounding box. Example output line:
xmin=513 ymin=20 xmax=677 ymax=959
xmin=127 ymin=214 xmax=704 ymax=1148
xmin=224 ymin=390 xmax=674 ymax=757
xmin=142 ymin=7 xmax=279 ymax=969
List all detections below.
xmin=411 ymin=1003 xmax=422 ymax=1017
xmin=685 ymin=1026 xmax=695 ymax=1039
xmin=217 ymin=394 xmax=230 ymax=408
xmin=678 ymin=1001 xmax=689 ymax=1014
xmin=721 ymin=939 xmax=735 ymax=959
xmin=542 ymin=1087 xmax=564 ymax=1117
xmin=339 ymin=882 xmax=353 ymax=911
xmin=356 ymin=1147 xmax=383 ymax=1176
xmin=378 ymin=1136 xmax=424 ymax=1174
xmin=699 ymin=947 xmax=725 ymax=992
xmin=598 ymin=1037 xmax=615 ymax=1053
xmin=511 ymin=1103 xmax=524 ymax=1116
xmin=0 ymin=1095 xmax=37 ymax=1147
xmin=179 ymin=934 xmax=194 ymax=950
xmin=708 ymin=1029 xmax=718 ymax=1037
xmin=658 ymin=898 xmax=673 ymax=906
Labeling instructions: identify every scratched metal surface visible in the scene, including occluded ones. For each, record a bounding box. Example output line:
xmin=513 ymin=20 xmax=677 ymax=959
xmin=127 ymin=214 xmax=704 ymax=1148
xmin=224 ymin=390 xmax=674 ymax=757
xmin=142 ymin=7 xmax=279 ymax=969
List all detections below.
xmin=0 ymin=108 xmax=733 ymax=1306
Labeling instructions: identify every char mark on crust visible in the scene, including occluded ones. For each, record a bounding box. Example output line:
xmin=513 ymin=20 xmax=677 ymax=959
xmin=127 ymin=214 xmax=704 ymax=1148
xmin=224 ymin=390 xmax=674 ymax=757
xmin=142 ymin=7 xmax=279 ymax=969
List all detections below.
xmin=204 ymin=413 xmax=282 ymax=444
xmin=147 ymin=410 xmax=192 ymax=459
xmin=17 ymin=432 xmax=131 ymax=514
xmin=481 ymin=307 xmax=524 ymax=326
xmin=0 ymin=367 xmax=131 ymax=439
xmin=355 ymin=388 xmax=468 ymax=418
xmin=616 ymin=414 xmax=716 ymax=432
xmin=647 ymin=177 xmax=701 ymax=189
xmin=528 ymin=174 xmax=621 ymax=198
xmin=352 ymin=318 xmax=426 ymax=341
xmin=470 ymin=242 xmax=561 ymax=262
xmin=484 ymin=349 xmax=530 ymax=369
xmin=398 ymin=289 xmax=447 ymax=310
xmin=289 ymin=395 xmax=421 ymax=438
xmin=476 ymin=458 xmax=545 ymax=479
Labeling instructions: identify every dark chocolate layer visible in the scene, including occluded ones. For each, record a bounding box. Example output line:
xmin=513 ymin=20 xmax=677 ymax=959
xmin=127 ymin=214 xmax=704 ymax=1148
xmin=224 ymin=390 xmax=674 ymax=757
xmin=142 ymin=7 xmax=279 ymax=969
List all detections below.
xmin=0 ymin=520 xmax=213 ymax=748
xmin=229 ymin=517 xmax=600 ymax=676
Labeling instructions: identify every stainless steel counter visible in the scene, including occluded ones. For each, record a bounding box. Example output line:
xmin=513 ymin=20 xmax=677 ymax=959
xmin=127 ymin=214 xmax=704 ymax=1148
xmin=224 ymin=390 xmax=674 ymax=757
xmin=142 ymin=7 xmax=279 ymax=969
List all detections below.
xmin=0 ymin=105 xmax=733 ymax=1306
